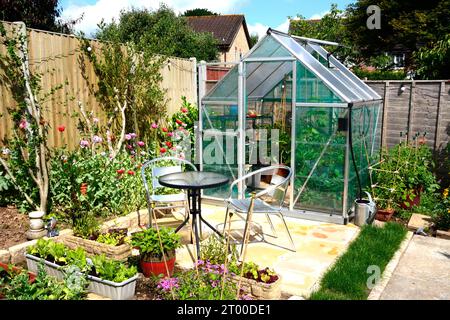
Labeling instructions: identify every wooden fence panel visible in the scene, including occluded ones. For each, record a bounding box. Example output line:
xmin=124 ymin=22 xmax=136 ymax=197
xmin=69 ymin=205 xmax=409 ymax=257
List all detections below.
xmin=0 ymin=21 xmax=196 ymax=149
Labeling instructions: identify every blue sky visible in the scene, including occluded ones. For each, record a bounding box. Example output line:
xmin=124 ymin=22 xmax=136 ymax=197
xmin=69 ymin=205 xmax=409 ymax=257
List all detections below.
xmin=59 ymin=0 xmax=355 ymax=38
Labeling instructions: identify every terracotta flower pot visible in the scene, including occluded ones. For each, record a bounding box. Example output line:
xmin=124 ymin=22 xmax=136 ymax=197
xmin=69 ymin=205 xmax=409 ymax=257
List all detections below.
xmin=140 ymin=257 xmax=175 ymax=278
xmin=376 ymin=208 xmax=395 ymax=222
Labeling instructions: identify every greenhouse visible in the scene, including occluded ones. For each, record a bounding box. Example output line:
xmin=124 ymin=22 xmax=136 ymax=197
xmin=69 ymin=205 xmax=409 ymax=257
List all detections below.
xmin=198 ymin=29 xmax=383 ymax=224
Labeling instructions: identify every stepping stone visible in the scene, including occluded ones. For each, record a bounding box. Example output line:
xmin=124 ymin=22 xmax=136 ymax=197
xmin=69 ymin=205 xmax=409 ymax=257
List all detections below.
xmin=407 ymin=214 xmax=432 ymax=232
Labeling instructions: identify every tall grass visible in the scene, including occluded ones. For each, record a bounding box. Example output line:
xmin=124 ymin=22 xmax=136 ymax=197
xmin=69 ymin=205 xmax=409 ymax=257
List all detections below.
xmin=310 ymin=222 xmax=407 ymax=300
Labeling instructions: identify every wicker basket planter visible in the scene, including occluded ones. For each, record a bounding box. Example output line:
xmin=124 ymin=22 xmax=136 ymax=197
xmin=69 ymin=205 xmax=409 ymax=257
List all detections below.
xmin=231 ymin=274 xmax=282 ymax=300
xmin=60 ymin=235 xmax=132 ymax=261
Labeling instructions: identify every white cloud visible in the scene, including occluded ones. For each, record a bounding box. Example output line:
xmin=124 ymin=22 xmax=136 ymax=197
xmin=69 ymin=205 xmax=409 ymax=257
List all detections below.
xmin=61 ymin=0 xmax=244 ymax=35
xmin=309 ymin=10 xmax=329 ymax=20
xmin=248 ymin=18 xmax=291 ymax=40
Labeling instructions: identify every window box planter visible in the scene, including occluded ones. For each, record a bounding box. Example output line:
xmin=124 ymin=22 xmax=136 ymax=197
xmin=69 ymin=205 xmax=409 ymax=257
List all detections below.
xmin=230 ymin=274 xmax=282 ymax=300
xmin=25 ymin=253 xmax=137 ymax=300
xmin=59 ymin=234 xmax=132 ymax=261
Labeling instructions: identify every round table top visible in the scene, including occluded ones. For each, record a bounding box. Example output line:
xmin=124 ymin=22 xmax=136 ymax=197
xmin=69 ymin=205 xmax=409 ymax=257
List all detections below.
xmin=158 ymin=171 xmax=230 ymax=190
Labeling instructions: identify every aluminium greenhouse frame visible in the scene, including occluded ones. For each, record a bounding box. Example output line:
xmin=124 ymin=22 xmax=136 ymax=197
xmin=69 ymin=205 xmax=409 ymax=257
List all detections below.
xmin=197 ymin=29 xmax=383 ymax=224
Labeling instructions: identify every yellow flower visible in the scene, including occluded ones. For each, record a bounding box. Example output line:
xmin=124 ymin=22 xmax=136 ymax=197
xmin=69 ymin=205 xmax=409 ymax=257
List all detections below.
xmin=444 ymin=188 xmax=449 ymax=198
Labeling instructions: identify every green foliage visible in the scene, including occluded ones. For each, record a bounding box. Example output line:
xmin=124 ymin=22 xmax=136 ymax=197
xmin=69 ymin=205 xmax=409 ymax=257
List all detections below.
xmin=27 ymin=239 xmax=137 ymax=283
xmin=155 ymin=261 xmax=240 ymax=300
xmin=90 ymin=254 xmax=137 ymax=283
xmin=80 ymin=23 xmax=167 ymax=143
xmin=0 ymin=0 xmax=77 ymax=34
xmin=96 ymin=4 xmax=219 ymax=62
xmin=4 ymin=263 xmax=88 ymax=300
xmin=353 ymin=68 xmax=406 ymax=80
xmin=345 ymin=0 xmax=450 ymax=69
xmin=96 ymin=230 xmax=130 ymax=246
xmin=310 ymin=222 xmax=407 ymax=300
xmin=249 ymin=33 xmax=259 ymax=48
xmin=200 ymin=235 xmax=239 ymax=267
xmin=182 ymin=8 xmax=218 ymax=16
xmin=432 ymin=187 xmax=450 ymax=231
xmin=413 ymin=34 xmax=450 ymax=80
xmin=372 ymin=136 xmax=439 ymax=209
xmin=131 ymin=227 xmax=181 ymax=260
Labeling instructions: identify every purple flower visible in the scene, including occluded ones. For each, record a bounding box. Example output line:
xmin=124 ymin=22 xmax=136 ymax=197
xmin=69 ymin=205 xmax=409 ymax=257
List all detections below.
xmin=130 ymin=133 xmax=137 ymax=139
xmin=92 ymin=135 xmax=103 ymax=144
xmin=125 ymin=134 xmax=132 ymax=140
xmin=137 ymin=141 xmax=145 ymax=147
xmin=157 ymin=278 xmax=179 ymax=292
xmin=80 ymin=140 xmax=90 ymax=148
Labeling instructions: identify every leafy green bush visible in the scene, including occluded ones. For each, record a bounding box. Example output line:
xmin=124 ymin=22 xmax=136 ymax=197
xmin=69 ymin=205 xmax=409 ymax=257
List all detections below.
xmin=353 ymin=67 xmax=406 ymax=80
xmin=131 ymin=227 xmax=181 ymax=261
xmin=90 ymin=254 xmax=137 ymax=283
xmin=3 ymin=263 xmax=88 ymax=300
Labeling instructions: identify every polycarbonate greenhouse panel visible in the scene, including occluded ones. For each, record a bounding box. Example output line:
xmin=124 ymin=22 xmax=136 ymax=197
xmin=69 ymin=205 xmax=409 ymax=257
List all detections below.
xmin=293 ymin=107 xmax=348 ymax=214
xmin=248 ymin=35 xmax=292 ymax=58
xmin=271 ymin=32 xmax=362 ymax=103
xmin=346 ymin=103 xmax=382 ymax=212
xmin=307 ymin=43 xmax=382 ymax=101
xmin=202 ymin=66 xmax=239 ymax=103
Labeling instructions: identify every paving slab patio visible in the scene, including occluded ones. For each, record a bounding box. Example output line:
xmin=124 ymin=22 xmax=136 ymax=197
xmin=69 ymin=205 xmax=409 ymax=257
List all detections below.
xmin=379 ymin=235 xmax=450 ymax=300
xmin=171 ymin=204 xmax=359 ymax=298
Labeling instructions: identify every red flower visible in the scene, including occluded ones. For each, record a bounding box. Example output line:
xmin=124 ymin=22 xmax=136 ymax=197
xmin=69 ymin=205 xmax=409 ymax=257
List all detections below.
xmin=162 ymin=127 xmax=169 ymax=133
xmin=165 ymin=141 xmax=172 ymax=148
xmin=117 ymin=169 xmax=125 ymax=175
xmin=127 ymin=170 xmax=135 ymax=176
xmin=181 ymin=108 xmax=188 ymax=114
xmin=176 ymin=119 xmax=183 ymax=125
xmin=160 ymin=147 xmax=167 ymax=154
xmin=58 ymin=125 xmax=65 ymax=132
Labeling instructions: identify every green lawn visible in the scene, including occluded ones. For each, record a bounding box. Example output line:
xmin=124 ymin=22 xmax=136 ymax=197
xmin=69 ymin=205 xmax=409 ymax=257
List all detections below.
xmin=310 ymin=222 xmax=408 ymax=300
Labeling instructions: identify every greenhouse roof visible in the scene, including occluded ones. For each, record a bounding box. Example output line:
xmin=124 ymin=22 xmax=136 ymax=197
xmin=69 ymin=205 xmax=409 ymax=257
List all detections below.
xmin=203 ymin=29 xmax=382 ymax=105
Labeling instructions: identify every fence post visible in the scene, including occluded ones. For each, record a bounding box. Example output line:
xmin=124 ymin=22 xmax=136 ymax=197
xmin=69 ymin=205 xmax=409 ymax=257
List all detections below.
xmin=381 ymin=81 xmax=390 ymax=149
xmin=434 ymin=81 xmax=446 ymax=151
xmin=406 ymin=81 xmax=416 ymax=142
xmin=189 ymin=57 xmax=198 ymax=108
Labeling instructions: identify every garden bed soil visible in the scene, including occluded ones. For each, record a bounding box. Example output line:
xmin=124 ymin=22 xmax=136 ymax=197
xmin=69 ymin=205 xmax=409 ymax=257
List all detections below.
xmin=0 ymin=207 xmax=28 ymax=250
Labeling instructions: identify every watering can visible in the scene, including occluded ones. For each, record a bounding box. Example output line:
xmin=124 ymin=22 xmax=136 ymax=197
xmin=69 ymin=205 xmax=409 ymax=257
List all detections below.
xmin=354 ymin=192 xmax=377 ymax=227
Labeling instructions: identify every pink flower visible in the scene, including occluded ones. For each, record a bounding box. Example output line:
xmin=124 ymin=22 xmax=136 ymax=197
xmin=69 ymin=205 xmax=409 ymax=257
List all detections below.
xmin=181 ymin=107 xmax=188 ymax=113
xmin=126 ymin=144 xmax=133 ymax=150
xmin=167 ymin=132 xmax=174 ymax=137
xmin=93 ymin=118 xmax=99 ymax=124
xmin=19 ymin=119 xmax=28 ymax=130
xmin=175 ymin=119 xmax=183 ymax=125
xmin=80 ymin=140 xmax=90 ymax=148
xmin=92 ymin=135 xmax=103 ymax=144
xmin=151 ymin=123 xmax=158 ymax=129
xmin=137 ymin=141 xmax=145 ymax=147
xmin=130 ymin=133 xmax=137 ymax=139
xmin=125 ymin=134 xmax=132 ymax=140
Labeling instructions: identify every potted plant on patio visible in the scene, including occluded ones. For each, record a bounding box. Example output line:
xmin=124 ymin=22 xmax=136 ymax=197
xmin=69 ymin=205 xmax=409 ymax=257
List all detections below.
xmin=131 ymin=227 xmax=181 ymax=278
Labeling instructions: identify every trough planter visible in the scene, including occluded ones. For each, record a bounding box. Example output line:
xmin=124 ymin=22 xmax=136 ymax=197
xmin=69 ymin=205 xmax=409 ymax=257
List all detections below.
xmin=25 ymin=254 xmax=137 ymax=300
xmin=230 ymin=274 xmax=282 ymax=300
xmin=59 ymin=235 xmax=132 ymax=261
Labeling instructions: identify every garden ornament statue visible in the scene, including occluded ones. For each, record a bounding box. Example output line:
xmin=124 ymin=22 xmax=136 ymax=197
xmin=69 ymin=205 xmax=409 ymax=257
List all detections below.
xmin=26 ymin=211 xmax=48 ymax=240
xmin=45 ymin=217 xmax=59 ymax=237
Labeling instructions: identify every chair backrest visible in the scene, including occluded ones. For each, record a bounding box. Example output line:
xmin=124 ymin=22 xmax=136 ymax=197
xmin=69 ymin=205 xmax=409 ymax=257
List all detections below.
xmin=141 ymin=157 xmax=197 ymax=199
xmin=229 ymin=165 xmax=292 ymax=209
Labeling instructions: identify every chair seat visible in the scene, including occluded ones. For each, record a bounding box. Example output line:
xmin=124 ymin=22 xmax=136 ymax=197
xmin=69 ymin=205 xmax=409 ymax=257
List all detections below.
xmin=150 ymin=193 xmax=186 ymax=203
xmin=228 ymin=198 xmax=279 ymax=213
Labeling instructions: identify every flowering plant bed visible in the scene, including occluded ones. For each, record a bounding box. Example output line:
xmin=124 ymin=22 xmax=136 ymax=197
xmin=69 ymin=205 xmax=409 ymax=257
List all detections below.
xmin=0 ymin=262 xmax=36 ymax=299
xmin=25 ymin=239 xmax=138 ymax=300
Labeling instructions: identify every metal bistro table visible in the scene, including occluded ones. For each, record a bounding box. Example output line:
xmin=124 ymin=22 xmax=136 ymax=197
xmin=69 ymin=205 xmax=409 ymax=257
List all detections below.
xmin=158 ymin=171 xmax=229 ymax=259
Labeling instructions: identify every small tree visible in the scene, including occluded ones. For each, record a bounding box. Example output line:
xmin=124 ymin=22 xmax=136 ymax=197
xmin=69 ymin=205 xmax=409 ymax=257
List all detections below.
xmin=413 ymin=35 xmax=450 ymax=80
xmin=0 ymin=22 xmax=58 ymax=212
xmin=79 ymin=22 xmax=167 ymax=158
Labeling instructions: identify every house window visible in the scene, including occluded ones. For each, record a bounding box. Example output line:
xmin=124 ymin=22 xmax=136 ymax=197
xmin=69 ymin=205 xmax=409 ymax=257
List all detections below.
xmin=392 ymin=53 xmax=406 ymax=68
